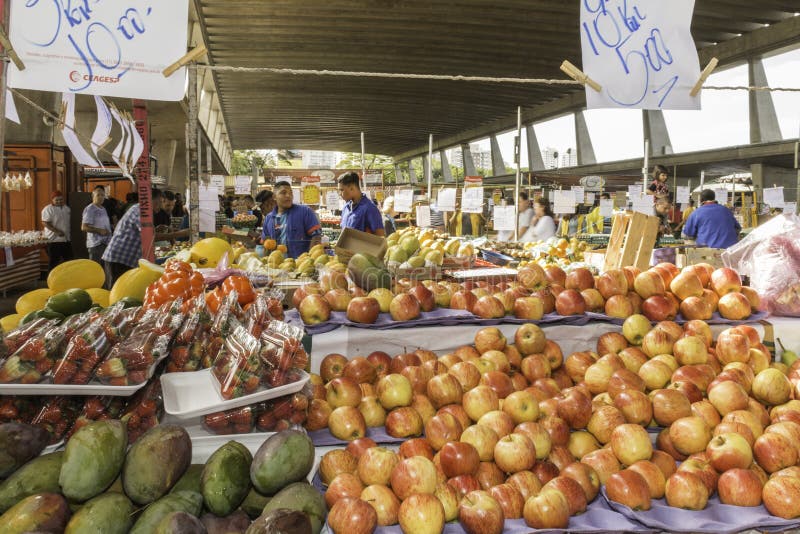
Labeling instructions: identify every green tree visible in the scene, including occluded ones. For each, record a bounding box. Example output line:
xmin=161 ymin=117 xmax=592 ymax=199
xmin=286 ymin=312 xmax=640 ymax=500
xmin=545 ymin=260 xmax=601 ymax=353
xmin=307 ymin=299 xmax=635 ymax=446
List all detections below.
xmin=230 ymin=150 xmax=273 ymax=176
xmin=337 ymin=153 xmax=397 ymax=184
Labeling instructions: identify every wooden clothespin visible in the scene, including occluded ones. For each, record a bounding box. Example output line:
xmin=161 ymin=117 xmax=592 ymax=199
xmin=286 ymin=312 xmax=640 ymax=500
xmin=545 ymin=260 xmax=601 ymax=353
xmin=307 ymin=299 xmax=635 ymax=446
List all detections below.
xmin=0 ymin=25 xmax=24 ymax=71
xmin=560 ymin=60 xmax=601 ymax=93
xmin=162 ymin=44 xmax=207 ymax=78
xmin=690 ymin=57 xmax=718 ymax=97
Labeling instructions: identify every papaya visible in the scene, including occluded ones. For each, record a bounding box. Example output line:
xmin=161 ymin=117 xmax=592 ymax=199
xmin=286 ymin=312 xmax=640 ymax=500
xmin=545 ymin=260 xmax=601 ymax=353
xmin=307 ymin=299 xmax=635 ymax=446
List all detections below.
xmin=155 ymin=511 xmax=208 ymax=533
xmin=59 ymin=420 xmax=127 ymax=502
xmin=347 ymin=253 xmax=391 ymax=291
xmin=129 ymin=490 xmax=203 ymax=534
xmin=109 ymin=261 xmax=163 ymax=305
xmin=170 ymin=464 xmax=204 ymax=495
xmin=0 ymin=492 xmax=70 ymax=534
xmin=19 ymin=309 xmax=64 ymax=326
xmin=201 ymin=441 xmax=252 ymax=517
xmin=86 ymin=287 xmax=110 ymax=308
xmin=123 ymin=425 xmax=192 ymax=505
xmin=64 ymin=492 xmax=134 ymax=534
xmin=14 ymin=288 xmax=53 ymax=316
xmin=241 ymin=487 xmax=271 ymax=519
xmin=246 ymin=508 xmax=311 ymax=534
xmin=45 ymin=288 xmax=93 ymax=316
xmin=202 ymin=510 xmax=251 ymax=533
xmin=259 ymin=483 xmax=326 ymax=534
xmin=117 ymin=296 xmax=143 ymax=308
xmin=190 ymin=238 xmax=233 ymax=268
xmin=0 ymin=313 xmax=21 ymax=332
xmin=48 ymin=259 xmax=105 ymax=292
xmin=0 ymin=423 xmax=50 ymax=478
xmin=250 ymin=430 xmax=314 ymax=496
xmin=0 ymin=452 xmax=64 ymax=513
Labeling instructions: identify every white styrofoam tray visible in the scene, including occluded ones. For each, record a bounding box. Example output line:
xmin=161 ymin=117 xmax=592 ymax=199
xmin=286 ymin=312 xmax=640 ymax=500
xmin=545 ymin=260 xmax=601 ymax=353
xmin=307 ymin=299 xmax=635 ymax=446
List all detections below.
xmin=0 ymin=381 xmax=146 ymax=396
xmin=160 ymin=369 xmax=309 ymax=419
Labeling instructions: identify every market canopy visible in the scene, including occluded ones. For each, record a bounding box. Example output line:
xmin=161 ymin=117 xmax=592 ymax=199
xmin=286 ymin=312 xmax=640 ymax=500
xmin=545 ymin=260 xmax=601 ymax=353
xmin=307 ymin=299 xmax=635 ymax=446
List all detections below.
xmin=196 ymin=0 xmax=799 ymax=157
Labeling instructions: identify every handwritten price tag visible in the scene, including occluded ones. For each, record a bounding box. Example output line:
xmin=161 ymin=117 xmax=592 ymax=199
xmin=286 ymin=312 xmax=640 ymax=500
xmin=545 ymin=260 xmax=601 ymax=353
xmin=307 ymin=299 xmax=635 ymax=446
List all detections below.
xmin=580 ymin=0 xmax=701 ymax=110
xmin=9 ymin=1 xmax=189 ymax=100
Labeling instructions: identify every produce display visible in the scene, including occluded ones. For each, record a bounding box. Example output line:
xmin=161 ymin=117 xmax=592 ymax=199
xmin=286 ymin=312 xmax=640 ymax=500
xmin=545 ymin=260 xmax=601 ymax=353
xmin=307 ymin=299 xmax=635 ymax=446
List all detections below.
xmin=0 ymin=423 xmax=322 ymax=533
xmin=384 ymin=227 xmax=475 ymax=269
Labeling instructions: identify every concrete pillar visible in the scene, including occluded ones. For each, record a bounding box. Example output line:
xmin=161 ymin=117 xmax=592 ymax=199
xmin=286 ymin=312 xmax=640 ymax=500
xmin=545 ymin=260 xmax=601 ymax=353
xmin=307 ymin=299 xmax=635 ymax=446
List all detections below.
xmin=643 ymin=110 xmax=673 ymax=155
xmin=574 ymin=111 xmax=597 ymax=166
xmin=394 ymin=164 xmax=404 ymax=184
xmin=408 ymin=160 xmax=418 ymax=183
xmin=461 ymin=144 xmax=477 ymax=176
xmin=490 ymin=135 xmax=506 ymax=176
xmin=749 ymin=58 xmax=782 ymax=144
xmin=439 ymin=150 xmax=454 ymax=183
xmin=525 ymin=124 xmax=546 ymax=171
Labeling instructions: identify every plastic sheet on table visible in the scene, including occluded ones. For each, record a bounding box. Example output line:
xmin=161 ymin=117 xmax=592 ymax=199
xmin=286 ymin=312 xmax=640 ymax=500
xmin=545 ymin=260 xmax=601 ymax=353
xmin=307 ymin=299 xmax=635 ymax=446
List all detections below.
xmin=306 ymin=426 xmax=407 ymax=447
xmin=584 ymin=310 xmax=769 ymax=326
xmin=602 ymin=489 xmax=800 ymax=533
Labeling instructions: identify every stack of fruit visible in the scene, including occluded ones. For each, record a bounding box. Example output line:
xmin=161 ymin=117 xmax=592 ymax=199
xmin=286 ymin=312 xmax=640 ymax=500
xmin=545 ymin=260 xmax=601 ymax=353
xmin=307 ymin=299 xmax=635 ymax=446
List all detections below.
xmin=385 ymin=227 xmax=474 ymax=269
xmin=306 ymin=318 xmax=800 ymax=533
xmin=499 ymin=237 xmax=589 ymax=269
xmin=231 ymin=212 xmax=257 ymax=229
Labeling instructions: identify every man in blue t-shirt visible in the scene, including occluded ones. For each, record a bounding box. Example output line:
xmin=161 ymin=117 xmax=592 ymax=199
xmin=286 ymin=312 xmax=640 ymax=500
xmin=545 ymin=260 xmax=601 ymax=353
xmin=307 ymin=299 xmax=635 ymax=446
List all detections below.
xmin=682 ymin=189 xmax=741 ymax=249
xmin=338 ymin=172 xmax=385 ymax=236
xmin=261 ymin=181 xmax=322 ymax=258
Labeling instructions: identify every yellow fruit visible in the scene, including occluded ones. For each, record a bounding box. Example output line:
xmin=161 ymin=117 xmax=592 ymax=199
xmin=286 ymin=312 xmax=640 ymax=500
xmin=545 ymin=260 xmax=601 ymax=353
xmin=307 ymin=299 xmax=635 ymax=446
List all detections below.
xmin=268 ymin=250 xmax=285 ymax=263
xmin=190 ymin=237 xmax=233 ymax=268
xmin=86 ymin=288 xmax=110 ymax=308
xmin=314 ymin=254 xmax=330 ymax=265
xmin=109 ymin=266 xmax=163 ymax=304
xmin=47 ymin=259 xmax=105 ymax=292
xmin=1 ymin=314 xmax=21 ymax=332
xmin=15 ymin=288 xmax=54 ymax=315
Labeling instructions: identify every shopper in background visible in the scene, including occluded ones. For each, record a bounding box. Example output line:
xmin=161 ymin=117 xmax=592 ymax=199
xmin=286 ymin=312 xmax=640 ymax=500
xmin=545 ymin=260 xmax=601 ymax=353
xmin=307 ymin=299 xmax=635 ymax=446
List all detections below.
xmin=81 ymin=185 xmax=112 ymax=263
xmin=41 ymin=190 xmax=72 ymax=271
xmin=102 ymin=193 xmax=120 ymax=227
xmin=655 ymin=199 xmax=674 ymax=237
xmin=585 ymin=193 xmax=609 ymax=234
xmin=682 ymin=189 xmax=741 ymax=249
xmin=172 ymin=193 xmax=186 ymax=217
xmin=681 ymin=198 xmax=696 ymax=228
xmin=154 ymin=190 xmax=174 ymax=228
xmin=338 ymin=172 xmax=385 ymax=236
xmin=520 ymin=198 xmax=557 ymax=242
xmin=449 ymin=203 xmax=485 ymax=237
xmin=103 ymin=189 xmax=163 ymax=285
xmin=381 ymin=196 xmax=397 ymax=237
xmin=261 ymin=181 xmax=322 ymax=258
xmin=122 ymin=192 xmax=138 ymax=214
xmin=647 ymin=164 xmax=671 ymax=199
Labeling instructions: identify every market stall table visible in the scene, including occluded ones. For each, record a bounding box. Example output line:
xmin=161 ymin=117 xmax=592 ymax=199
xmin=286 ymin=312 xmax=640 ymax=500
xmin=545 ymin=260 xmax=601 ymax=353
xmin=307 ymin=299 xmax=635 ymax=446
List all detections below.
xmin=0 ymin=244 xmax=44 ymax=296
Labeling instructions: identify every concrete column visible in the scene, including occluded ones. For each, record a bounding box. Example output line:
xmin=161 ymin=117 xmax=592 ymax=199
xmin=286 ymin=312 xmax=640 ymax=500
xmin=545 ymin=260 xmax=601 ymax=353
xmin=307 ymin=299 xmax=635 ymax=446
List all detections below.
xmin=394 ymin=164 xmax=404 ymax=184
xmin=408 ymin=161 xmax=418 ymax=183
xmin=525 ymin=124 xmax=546 ymax=171
xmin=749 ymin=58 xmax=782 ymax=144
xmin=643 ymin=110 xmax=673 ymax=155
xmin=574 ymin=111 xmax=597 ymax=166
xmin=490 ymin=135 xmax=506 ymax=176
xmin=461 ymin=144 xmax=477 ymax=176
xmin=439 ymin=150 xmax=454 ymax=183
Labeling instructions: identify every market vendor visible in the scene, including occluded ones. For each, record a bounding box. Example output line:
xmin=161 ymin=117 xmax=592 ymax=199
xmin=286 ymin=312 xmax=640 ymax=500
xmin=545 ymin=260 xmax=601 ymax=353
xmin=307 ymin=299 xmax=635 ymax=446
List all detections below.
xmin=585 ymin=193 xmax=609 ymax=234
xmin=647 ymin=164 xmax=671 ymax=199
xmin=338 ymin=172 xmax=385 ymax=236
xmin=261 ymin=181 xmax=322 ymax=258
xmin=103 ymin=189 xmax=162 ymax=285
xmin=449 ymin=203 xmax=485 ymax=237
xmin=41 ymin=190 xmax=72 ymax=271
xmin=81 ymin=185 xmax=112 ymax=263
xmin=682 ymin=189 xmax=741 ymax=249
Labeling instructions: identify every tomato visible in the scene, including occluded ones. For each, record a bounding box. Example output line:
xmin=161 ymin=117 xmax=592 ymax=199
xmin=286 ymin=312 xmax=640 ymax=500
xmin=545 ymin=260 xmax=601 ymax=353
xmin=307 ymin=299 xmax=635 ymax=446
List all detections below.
xmin=163 ymin=277 xmax=191 ymax=300
xmin=189 ymin=271 xmax=205 ymax=294
xmin=206 ymin=288 xmax=224 ymax=314
xmin=222 ymin=275 xmax=256 ymax=306
xmin=165 ymin=260 xmax=192 ymax=275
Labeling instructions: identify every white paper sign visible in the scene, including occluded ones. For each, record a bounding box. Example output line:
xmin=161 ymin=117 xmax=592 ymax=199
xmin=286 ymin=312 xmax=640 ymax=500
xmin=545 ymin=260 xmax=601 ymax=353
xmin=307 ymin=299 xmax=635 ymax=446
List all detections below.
xmin=580 ymin=0 xmax=701 ymax=110
xmin=416 ymin=205 xmax=432 ymax=227
xmin=437 ymin=189 xmax=456 ymax=212
xmin=395 ymin=189 xmax=413 ymax=213
xmin=763 ymin=187 xmax=785 ymax=208
xmin=292 ymin=188 xmax=302 ymax=205
xmin=783 ymin=202 xmax=797 ymax=214
xmin=600 ymin=198 xmax=614 ymax=217
xmin=325 ymin=190 xmax=340 ymax=209
xmin=462 ymin=187 xmax=484 ymax=214
xmin=210 ymin=175 xmax=225 ymax=190
xmin=5 ymin=90 xmax=19 ymax=124
xmin=676 ymin=186 xmax=690 ymax=204
xmin=585 ymin=192 xmax=596 ymax=206
xmin=493 ymin=206 xmax=516 ymax=231
xmin=199 ymin=210 xmax=216 ymax=233
xmin=628 ymin=184 xmax=643 ymax=198
xmin=631 ymin=195 xmax=654 ymax=215
xmin=60 ymin=93 xmax=99 ymax=166
xmin=363 ymin=170 xmax=383 ymax=186
xmin=571 ymin=186 xmax=585 ymax=204
xmin=234 ymin=175 xmax=252 ymax=195
xmin=553 ymin=190 xmax=577 ymax=214
xmin=9 ymin=1 xmax=190 ymax=101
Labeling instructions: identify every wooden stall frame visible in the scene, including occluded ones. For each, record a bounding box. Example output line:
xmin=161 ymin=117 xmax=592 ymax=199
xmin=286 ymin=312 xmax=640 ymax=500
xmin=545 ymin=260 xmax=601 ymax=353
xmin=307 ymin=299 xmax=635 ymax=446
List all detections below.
xmin=603 ymin=212 xmax=660 ymax=272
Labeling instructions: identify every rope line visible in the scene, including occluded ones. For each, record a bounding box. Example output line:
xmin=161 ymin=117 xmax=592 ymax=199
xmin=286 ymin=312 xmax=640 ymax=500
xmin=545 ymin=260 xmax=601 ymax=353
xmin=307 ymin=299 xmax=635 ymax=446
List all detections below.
xmin=195 ymin=64 xmax=800 ymax=92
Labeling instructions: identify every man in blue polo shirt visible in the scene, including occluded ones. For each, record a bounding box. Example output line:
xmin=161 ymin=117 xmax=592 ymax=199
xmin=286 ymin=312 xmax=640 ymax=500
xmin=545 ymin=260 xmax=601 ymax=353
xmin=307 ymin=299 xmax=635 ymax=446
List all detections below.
xmin=338 ymin=172 xmax=385 ymax=236
xmin=682 ymin=189 xmax=741 ymax=249
xmin=261 ymin=181 xmax=322 ymax=258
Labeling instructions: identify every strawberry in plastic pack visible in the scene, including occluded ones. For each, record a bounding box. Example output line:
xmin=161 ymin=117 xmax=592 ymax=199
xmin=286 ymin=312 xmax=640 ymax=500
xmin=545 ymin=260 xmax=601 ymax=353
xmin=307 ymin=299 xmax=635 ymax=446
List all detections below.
xmin=66 ymin=395 xmax=127 ymax=440
xmin=0 ymin=322 xmax=76 ymax=384
xmin=0 ymin=396 xmax=40 ymax=424
xmin=256 ymin=391 xmax=309 ymax=432
xmin=30 ymin=396 xmax=83 ymax=445
xmin=2 ymin=318 xmax=58 ymax=355
xmin=260 ymin=321 xmax=307 ymax=388
xmin=52 ymin=321 xmax=114 ymax=385
xmin=167 ymin=295 xmax=211 ymax=373
xmin=121 ymin=378 xmax=163 ymax=443
xmin=203 ymin=403 xmax=261 ymax=435
xmin=211 ymin=323 xmax=262 ymax=400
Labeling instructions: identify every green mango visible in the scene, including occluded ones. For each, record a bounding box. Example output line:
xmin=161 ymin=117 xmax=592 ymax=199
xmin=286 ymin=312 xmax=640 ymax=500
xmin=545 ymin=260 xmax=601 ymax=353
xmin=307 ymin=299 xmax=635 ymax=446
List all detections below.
xmin=59 ymin=420 xmax=127 ymax=502
xmin=0 ymin=493 xmax=70 ymax=534
xmin=0 ymin=452 xmax=64 ymax=513
xmin=19 ymin=309 xmax=64 ymax=326
xmin=45 ymin=288 xmax=93 ymax=316
xmin=240 ymin=487 xmax=271 ymax=519
xmin=170 ymin=465 xmax=204 ymax=495
xmin=260 ymin=483 xmax=326 ymax=534
xmin=201 ymin=441 xmax=252 ymax=517
xmin=129 ymin=490 xmax=203 ymax=534
xmin=246 ymin=508 xmax=311 ymax=534
xmin=0 ymin=423 xmax=51 ymax=479
xmin=123 ymin=425 xmax=192 ymax=505
xmin=250 ymin=430 xmax=314 ymax=495
xmin=64 ymin=492 xmax=134 ymax=534
xmin=155 ymin=511 xmax=207 ymax=533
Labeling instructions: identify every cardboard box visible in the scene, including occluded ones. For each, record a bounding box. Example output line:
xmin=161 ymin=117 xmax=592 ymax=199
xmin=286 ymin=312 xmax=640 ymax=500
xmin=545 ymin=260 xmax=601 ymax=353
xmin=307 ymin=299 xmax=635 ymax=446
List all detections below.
xmin=335 ymin=228 xmax=387 ymax=264
xmin=680 ymin=247 xmax=724 ymax=268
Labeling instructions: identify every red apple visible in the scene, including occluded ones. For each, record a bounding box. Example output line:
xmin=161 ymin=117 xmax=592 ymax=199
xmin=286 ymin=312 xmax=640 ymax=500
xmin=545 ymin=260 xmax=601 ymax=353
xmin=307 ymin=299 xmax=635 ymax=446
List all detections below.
xmin=586 ymin=404 xmax=626 ymax=445
xmin=385 ymin=406 xmax=423 ymax=438
xmin=460 ymin=424 xmax=500 ymax=463
xmin=462 ymin=385 xmax=499 ymax=423
xmin=665 ymin=471 xmax=709 ymax=510
xmin=328 ymin=497 xmax=377 ymax=534
xmin=752 ymin=368 xmax=792 ymax=406
xmin=669 ymin=416 xmax=712 ymax=455
xmin=475 ymin=461 xmax=506 ymax=490
xmin=514 ymin=323 xmax=546 ymax=355
xmin=398 ymin=492 xmax=445 ymax=534
xmin=651 ymin=388 xmax=692 ymax=427
xmin=320 ymin=353 xmax=348 ymax=382
xmin=676 ymin=457 xmax=718 ymax=496
xmin=320 ymin=449 xmax=358 ymax=486
xmin=544 ymin=265 xmax=566 ymax=286
xmin=627 ymin=460 xmax=666 ymax=499
xmin=754 ymin=432 xmax=799 ymax=473
xmin=517 ymin=263 xmax=548 ymax=290
xmin=502 ymin=390 xmax=540 ymax=424
xmin=605 ymin=469 xmax=652 ymax=510
xmin=458 ymin=490 xmax=505 ymax=534
xmin=522 ymin=487 xmax=569 ymax=529
xmin=488 ymin=483 xmax=524 ymax=519
xmin=556 ymin=387 xmax=592 ymax=429
xmin=634 ymin=270 xmax=666 ymax=299
xmin=513 ymin=296 xmax=544 ymax=320
xmin=425 ymin=413 xmax=464 ymax=451
xmin=438 ymin=404 xmax=471 ymax=432
xmin=448 ymin=361 xmax=481 ymax=392
xmin=327 ymin=377 xmax=363 ymax=409
xmin=596 ymin=269 xmax=628 ymax=299
xmin=555 ymin=289 xmax=586 ymax=316
xmin=711 ymin=267 xmax=742 ymax=296
xmin=613 ymin=390 xmax=653 ymax=426
xmin=451 ymin=290 xmax=478 ymax=312
xmin=376 ymin=373 xmax=413 ymax=410
xmin=581 ymin=448 xmax=621 ymax=484
xmin=532 ymin=289 xmax=556 ymax=314
xmin=357 ymin=446 xmax=399 ymax=487
xmin=477 ymin=410 xmax=515 ymax=440
xmin=642 ymin=295 xmax=676 ymax=322
xmin=708 ymin=380 xmax=749 ymax=416
xmin=407 ymin=284 xmax=436 ymax=312
xmin=390 ymin=352 xmax=422 ymax=374
xmin=515 ymin=421 xmax=552 ymax=460
xmin=705 ymin=432 xmax=753 ymax=472
xmin=610 ymin=423 xmax=653 ymax=466
xmin=566 ymin=267 xmax=595 ymax=291
xmin=622 ymin=314 xmax=652 ymax=345
xmin=521 ymin=354 xmax=551 ymax=383
xmin=581 ymin=288 xmax=605 ymax=312
xmin=299 ymin=293 xmax=333 ymax=325
xmin=473 ymin=327 xmax=506 ymax=354
xmin=325 ymin=288 xmax=353 ymax=312
xmin=398 ymin=437 xmax=434 ymax=460
xmin=329 ymin=406 xmax=368 ymax=441
xmin=346 ymin=297 xmax=381 ymax=324
xmin=544 ymin=475 xmax=588 ymax=515
xmin=494 ymin=432 xmax=537 ymax=474
xmin=473 ymin=296 xmax=506 ymax=319
xmin=440 ymin=441 xmax=480 ymax=478
xmin=426 ymin=373 xmax=463 ymax=409
xmin=718 ymin=292 xmax=752 ymax=320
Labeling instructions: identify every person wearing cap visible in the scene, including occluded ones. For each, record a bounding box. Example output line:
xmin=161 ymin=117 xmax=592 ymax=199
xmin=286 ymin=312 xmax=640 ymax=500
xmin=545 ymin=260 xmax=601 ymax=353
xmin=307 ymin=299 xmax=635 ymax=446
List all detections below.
xmin=42 ymin=190 xmax=72 ymax=271
xmin=682 ymin=189 xmax=741 ymax=249
xmin=338 ymin=172 xmax=385 ymax=236
xmin=81 ymin=186 xmax=112 ymax=263
xmin=261 ymin=181 xmax=322 ymax=258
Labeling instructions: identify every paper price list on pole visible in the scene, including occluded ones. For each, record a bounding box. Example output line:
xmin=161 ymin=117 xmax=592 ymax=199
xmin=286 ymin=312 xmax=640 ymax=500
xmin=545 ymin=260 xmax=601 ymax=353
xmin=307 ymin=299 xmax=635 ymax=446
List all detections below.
xmin=437 ymin=189 xmax=456 ymax=212
xmin=553 ymin=190 xmax=576 ymax=214
xmin=394 ymin=189 xmax=414 ymax=213
xmin=415 ymin=205 xmax=431 ymax=228
xmin=462 ymin=187 xmax=484 ymax=214
xmin=493 ymin=206 xmax=516 ymax=231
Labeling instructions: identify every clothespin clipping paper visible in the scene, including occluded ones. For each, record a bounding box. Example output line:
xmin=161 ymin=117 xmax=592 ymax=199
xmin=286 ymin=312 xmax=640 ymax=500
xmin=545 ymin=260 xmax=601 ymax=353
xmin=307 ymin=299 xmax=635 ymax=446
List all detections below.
xmin=560 ymin=60 xmax=601 ymax=93
xmin=163 ymin=45 xmax=208 ymax=78
xmin=690 ymin=57 xmax=718 ymax=97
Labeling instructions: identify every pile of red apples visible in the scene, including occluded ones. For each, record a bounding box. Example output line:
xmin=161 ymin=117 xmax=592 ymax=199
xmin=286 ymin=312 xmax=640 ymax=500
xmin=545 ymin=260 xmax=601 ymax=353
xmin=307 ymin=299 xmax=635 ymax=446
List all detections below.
xmin=309 ymin=319 xmax=800 ymax=534
xmin=294 ymin=261 xmax=760 ymax=326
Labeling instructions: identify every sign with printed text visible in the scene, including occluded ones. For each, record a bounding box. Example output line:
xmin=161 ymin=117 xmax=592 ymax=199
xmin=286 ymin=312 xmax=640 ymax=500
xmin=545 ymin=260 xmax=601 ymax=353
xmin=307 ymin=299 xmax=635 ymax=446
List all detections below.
xmin=325 ymin=190 xmax=341 ymax=209
xmin=553 ymin=190 xmax=577 ymax=214
xmin=580 ymin=0 xmax=701 ymax=110
xmin=394 ymin=189 xmax=414 ymax=213
xmin=234 ymin=175 xmax=252 ymax=195
xmin=9 ymin=1 xmax=190 ymax=100
xmin=363 ymin=170 xmax=383 ymax=186
xmin=437 ymin=188 xmax=456 ymax=212
xmin=301 ymin=176 xmax=321 ymax=205
xmin=493 ymin=206 xmax=516 ymax=231
xmin=462 ymin=186 xmax=484 ymax=214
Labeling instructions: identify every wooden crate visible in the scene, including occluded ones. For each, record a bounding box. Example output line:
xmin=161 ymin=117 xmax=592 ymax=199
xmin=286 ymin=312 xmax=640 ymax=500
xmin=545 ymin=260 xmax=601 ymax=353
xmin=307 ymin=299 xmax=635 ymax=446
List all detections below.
xmin=603 ymin=212 xmax=660 ymax=272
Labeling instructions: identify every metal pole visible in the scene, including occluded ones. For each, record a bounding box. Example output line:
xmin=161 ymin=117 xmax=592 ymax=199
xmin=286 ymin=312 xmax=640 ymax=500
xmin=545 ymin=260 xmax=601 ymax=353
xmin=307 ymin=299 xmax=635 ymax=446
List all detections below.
xmin=795 ymin=120 xmax=799 ymax=213
xmin=360 ymin=131 xmax=365 ymax=188
xmin=0 ymin=0 xmax=10 ymax=231
xmin=188 ymin=65 xmax=200 ymax=243
xmin=514 ymin=106 xmax=522 ymax=241
xmin=700 ymin=170 xmax=705 ymax=190
xmin=427 ymin=134 xmax=433 ymax=199
xmin=642 ymin=139 xmax=649 ymax=194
